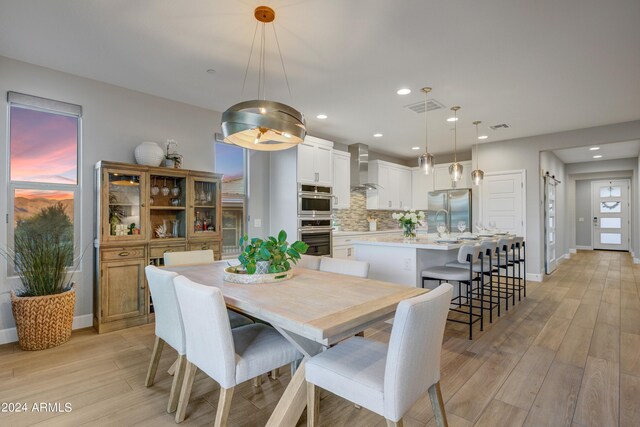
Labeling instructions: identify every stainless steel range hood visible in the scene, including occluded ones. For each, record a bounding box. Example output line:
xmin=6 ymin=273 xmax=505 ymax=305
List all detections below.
xmin=348 ymin=143 xmax=382 ymax=192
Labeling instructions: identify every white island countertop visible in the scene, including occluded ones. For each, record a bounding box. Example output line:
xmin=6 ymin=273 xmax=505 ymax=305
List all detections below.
xmin=351 ymin=235 xmax=464 ymax=250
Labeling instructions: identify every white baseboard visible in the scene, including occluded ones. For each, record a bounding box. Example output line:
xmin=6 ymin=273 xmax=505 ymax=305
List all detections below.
xmin=575 ymin=246 xmax=593 ymax=250
xmin=527 ymin=273 xmax=543 ymax=282
xmin=562 ymin=253 xmax=571 ymax=260
xmin=569 ymin=248 xmax=577 ymax=254
xmin=0 ymin=313 xmax=93 ymax=345
xmin=634 ymin=258 xmax=640 ymax=265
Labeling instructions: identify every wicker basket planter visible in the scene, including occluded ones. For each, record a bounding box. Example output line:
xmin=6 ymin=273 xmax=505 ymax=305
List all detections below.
xmin=10 ymin=287 xmax=75 ymax=351
xmin=223 ymin=267 xmax=293 ymax=284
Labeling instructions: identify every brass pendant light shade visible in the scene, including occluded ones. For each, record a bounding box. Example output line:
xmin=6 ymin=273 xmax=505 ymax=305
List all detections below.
xmin=221 ymin=6 xmax=306 ymax=151
xmin=471 ymin=120 xmax=484 ymax=185
xmin=418 ymin=87 xmax=435 ymax=174
xmin=449 ymin=106 xmax=463 ymax=184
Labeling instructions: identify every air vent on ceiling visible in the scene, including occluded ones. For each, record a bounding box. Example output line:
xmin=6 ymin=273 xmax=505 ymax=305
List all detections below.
xmin=405 ymin=99 xmax=446 ymax=114
xmin=489 ymin=123 xmax=510 ymax=130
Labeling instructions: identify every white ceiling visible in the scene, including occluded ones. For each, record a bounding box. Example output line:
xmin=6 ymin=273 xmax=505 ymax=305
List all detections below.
xmin=1 ymin=0 xmax=639 ymax=159
xmin=553 ymin=140 xmax=640 ymax=164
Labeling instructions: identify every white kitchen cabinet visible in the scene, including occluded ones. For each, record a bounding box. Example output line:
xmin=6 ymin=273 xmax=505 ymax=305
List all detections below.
xmin=297 ymin=136 xmax=334 ymax=186
xmin=333 ymin=245 xmax=355 ymax=260
xmin=411 ymin=167 xmax=434 ymax=210
xmin=366 ymin=160 xmax=413 ymax=210
xmin=433 ymin=161 xmax=472 ymax=190
xmin=332 ymin=150 xmax=351 ymax=209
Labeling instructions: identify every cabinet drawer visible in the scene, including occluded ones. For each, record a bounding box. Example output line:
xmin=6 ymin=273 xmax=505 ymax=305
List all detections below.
xmin=101 ymin=247 xmax=145 ymax=261
xmin=333 ymin=235 xmax=358 ymax=246
xmin=189 ymin=240 xmax=220 ymax=252
xmin=149 ymin=244 xmax=186 ymax=259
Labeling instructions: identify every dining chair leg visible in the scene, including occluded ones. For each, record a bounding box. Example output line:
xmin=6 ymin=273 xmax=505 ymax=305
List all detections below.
xmin=145 ymin=336 xmax=164 ymax=387
xmin=306 ymin=382 xmax=320 ymax=427
xmin=175 ymin=361 xmax=197 ymax=423
xmin=252 ymin=375 xmax=263 ymax=387
xmin=168 ymin=357 xmax=178 ymax=376
xmin=214 ymin=386 xmax=235 ymax=427
xmin=428 ymin=381 xmax=449 ymax=427
xmin=167 ymin=354 xmax=186 ymax=413
xmin=385 ymin=419 xmax=404 ymax=427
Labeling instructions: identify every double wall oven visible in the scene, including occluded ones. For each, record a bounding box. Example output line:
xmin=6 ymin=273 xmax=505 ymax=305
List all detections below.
xmin=298 ymin=184 xmax=333 ymax=257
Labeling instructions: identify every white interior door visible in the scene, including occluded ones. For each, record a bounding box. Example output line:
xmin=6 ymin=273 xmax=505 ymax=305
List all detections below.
xmin=592 ymin=180 xmax=630 ymax=251
xmin=481 ymin=171 xmax=525 ymax=236
xmin=545 ymin=178 xmax=558 ymax=274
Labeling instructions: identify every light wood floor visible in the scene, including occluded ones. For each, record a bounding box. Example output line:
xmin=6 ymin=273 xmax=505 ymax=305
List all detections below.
xmin=1 ymin=250 xmax=639 ymax=427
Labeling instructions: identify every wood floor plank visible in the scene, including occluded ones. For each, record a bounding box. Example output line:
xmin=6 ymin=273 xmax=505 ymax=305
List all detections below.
xmin=474 ymin=399 xmax=528 ymax=427
xmin=495 ymin=345 xmax=555 ymax=411
xmin=588 ymin=322 xmax=620 ymax=363
xmin=533 ymin=315 xmax=571 ymax=351
xmin=571 ymin=304 xmax=599 ymax=330
xmin=523 ymin=362 xmax=583 ymax=427
xmin=621 ymin=333 xmax=640 ymax=376
xmin=572 ymin=356 xmax=619 ymax=427
xmin=555 ymin=323 xmax=593 ymax=368
xmin=620 ymin=373 xmax=640 ymax=427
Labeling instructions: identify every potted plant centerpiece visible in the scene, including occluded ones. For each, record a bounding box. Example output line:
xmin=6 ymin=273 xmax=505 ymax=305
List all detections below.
xmin=392 ymin=208 xmax=426 ymax=242
xmin=224 ymin=230 xmax=309 ymax=284
xmin=1 ymin=203 xmax=77 ymax=351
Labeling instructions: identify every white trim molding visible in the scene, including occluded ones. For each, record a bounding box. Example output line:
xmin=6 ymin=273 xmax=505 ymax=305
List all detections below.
xmin=569 ymin=248 xmax=577 ymax=254
xmin=527 ymin=273 xmax=543 ymax=282
xmin=562 ymin=253 xmax=571 ymax=260
xmin=0 ymin=314 xmax=93 ymax=345
xmin=575 ymin=245 xmax=593 ymax=251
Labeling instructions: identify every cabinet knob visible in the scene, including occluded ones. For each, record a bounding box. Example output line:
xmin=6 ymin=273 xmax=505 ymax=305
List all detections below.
xmin=141 ymin=203 xmax=145 ymax=207
xmin=118 ymin=251 xmax=130 ymax=257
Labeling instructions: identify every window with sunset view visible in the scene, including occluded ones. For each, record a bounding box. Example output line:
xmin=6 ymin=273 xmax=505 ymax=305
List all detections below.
xmin=8 ymin=92 xmax=81 ymax=270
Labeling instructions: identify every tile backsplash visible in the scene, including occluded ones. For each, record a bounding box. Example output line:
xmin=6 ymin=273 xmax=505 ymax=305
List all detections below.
xmin=333 ymin=192 xmax=401 ymax=231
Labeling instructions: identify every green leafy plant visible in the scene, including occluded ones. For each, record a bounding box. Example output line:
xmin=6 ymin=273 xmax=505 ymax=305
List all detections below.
xmin=237 ymin=230 xmax=309 ymax=274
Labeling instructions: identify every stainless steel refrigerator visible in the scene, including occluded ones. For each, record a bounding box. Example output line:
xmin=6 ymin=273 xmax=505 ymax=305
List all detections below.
xmin=426 ymin=189 xmax=472 ymax=233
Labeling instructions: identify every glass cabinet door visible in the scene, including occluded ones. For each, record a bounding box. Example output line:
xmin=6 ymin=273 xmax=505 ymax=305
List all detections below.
xmin=102 ymin=168 xmax=146 ymax=241
xmin=148 ymin=172 xmax=187 ymax=242
xmin=188 ymin=176 xmax=220 ymax=239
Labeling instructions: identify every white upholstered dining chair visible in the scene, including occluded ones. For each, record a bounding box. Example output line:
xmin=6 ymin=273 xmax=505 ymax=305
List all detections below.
xmin=319 ymin=257 xmax=370 ymax=278
xmin=164 ymin=249 xmax=214 ymax=266
xmin=173 ymin=276 xmax=302 ymax=425
xmin=296 ymin=254 xmax=321 ymax=270
xmin=305 ymin=283 xmax=453 ymax=427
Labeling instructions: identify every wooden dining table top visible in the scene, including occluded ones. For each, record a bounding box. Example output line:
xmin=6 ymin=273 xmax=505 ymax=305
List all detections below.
xmin=163 ymin=261 xmax=427 ymax=346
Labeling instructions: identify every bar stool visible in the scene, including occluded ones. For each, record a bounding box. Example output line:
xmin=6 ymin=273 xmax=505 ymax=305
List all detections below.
xmin=493 ymin=237 xmax=516 ymax=311
xmin=512 ymin=237 xmax=526 ymax=301
xmin=446 ymin=239 xmax=501 ymax=323
xmin=421 ymin=245 xmax=483 ymax=340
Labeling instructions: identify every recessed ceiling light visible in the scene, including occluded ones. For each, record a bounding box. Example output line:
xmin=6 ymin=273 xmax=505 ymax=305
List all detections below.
xmin=396 ymin=88 xmax=411 ymax=95
xmin=589 ymin=147 xmax=600 ymax=151
xmin=446 ymin=117 xmax=458 ymax=122
xmin=593 ymin=155 xmax=603 ymax=159
xmin=373 ymin=133 xmax=383 ymax=138
xmin=316 ymin=114 xmax=328 ymax=120
xmin=478 ymin=135 xmax=488 ymax=140
xmin=206 ymin=68 xmax=217 ymax=74
xmin=411 ymin=146 xmax=421 ymax=150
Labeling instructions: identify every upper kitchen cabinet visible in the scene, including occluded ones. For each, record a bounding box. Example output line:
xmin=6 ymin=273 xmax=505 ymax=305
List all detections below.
xmin=297 ymin=136 xmax=334 ymax=186
xmin=332 ymin=150 xmax=351 ymax=209
xmin=411 ymin=167 xmax=434 ymax=210
xmin=366 ymin=160 xmax=412 ymax=210
xmin=433 ymin=161 xmax=472 ymax=190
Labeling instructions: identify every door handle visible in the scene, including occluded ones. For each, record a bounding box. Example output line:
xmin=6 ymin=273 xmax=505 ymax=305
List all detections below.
xmin=593 ymin=216 xmax=598 ymax=225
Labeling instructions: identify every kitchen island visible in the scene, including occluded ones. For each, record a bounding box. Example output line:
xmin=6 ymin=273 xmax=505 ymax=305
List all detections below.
xmin=353 ymin=235 xmax=464 ymax=288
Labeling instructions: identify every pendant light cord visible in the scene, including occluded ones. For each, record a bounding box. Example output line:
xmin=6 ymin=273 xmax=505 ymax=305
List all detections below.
xmin=424 ymin=91 xmax=429 ymax=152
xmin=241 ymin=21 xmax=260 ymax=96
xmin=475 ymin=122 xmax=479 ymax=169
xmin=273 ymin=24 xmax=293 ymax=100
xmin=453 ymin=109 xmax=458 ymax=163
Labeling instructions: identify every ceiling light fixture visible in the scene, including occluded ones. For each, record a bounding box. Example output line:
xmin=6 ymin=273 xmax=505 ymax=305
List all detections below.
xmin=471 ymin=120 xmax=484 ymax=186
xmin=411 ymin=146 xmax=421 ymax=150
xmin=593 ymin=155 xmax=603 ymax=159
xmin=418 ymin=87 xmax=435 ymax=175
xmin=449 ymin=106 xmax=463 ymax=185
xmin=590 ymin=147 xmax=600 ymax=151
xmin=478 ymin=135 xmax=488 ymax=140
xmin=221 ymin=6 xmax=305 ymax=151
xmin=397 ymin=88 xmax=411 ymax=95
xmin=446 ymin=117 xmax=458 ymax=122
xmin=373 ymin=133 xmax=383 ymax=138
xmin=316 ymin=114 xmax=328 ymax=120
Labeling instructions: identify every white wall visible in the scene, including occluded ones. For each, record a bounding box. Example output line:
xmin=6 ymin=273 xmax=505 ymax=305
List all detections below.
xmin=475 ymin=120 xmax=640 ymax=276
xmin=0 ymin=56 xmax=273 ymax=334
xmin=540 ymin=151 xmax=568 ymax=258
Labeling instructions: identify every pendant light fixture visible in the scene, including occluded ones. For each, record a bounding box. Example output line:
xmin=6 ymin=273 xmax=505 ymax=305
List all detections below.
xmin=471 ymin=120 xmax=485 ymax=185
xmin=448 ymin=106 xmax=463 ymax=184
xmin=221 ymin=6 xmax=306 ymax=151
xmin=418 ymin=87 xmax=435 ymax=174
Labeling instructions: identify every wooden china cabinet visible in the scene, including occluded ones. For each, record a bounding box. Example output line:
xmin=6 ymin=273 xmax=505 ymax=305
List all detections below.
xmin=94 ymin=161 xmax=222 ymax=333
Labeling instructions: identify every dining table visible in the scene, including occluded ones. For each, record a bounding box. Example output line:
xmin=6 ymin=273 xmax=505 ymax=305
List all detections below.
xmin=163 ymin=260 xmax=427 ymax=427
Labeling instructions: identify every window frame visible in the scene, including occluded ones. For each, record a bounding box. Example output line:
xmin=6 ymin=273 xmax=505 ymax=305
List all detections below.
xmin=214 ymin=140 xmax=248 ymax=258
xmin=6 ymin=93 xmax=82 ymax=277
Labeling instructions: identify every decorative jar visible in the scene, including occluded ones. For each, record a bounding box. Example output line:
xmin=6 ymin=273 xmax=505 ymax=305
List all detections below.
xmin=134 ymin=141 xmax=165 ymax=167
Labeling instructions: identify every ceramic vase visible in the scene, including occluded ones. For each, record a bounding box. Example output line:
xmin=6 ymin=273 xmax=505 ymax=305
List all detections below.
xmin=134 ymin=141 xmax=164 ymax=167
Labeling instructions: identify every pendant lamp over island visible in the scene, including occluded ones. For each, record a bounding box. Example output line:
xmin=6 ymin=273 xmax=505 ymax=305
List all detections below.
xmin=471 ymin=120 xmax=485 ymax=185
xmin=418 ymin=87 xmax=435 ymax=174
xmin=221 ymin=6 xmax=306 ymax=151
xmin=448 ymin=106 xmax=463 ymax=184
